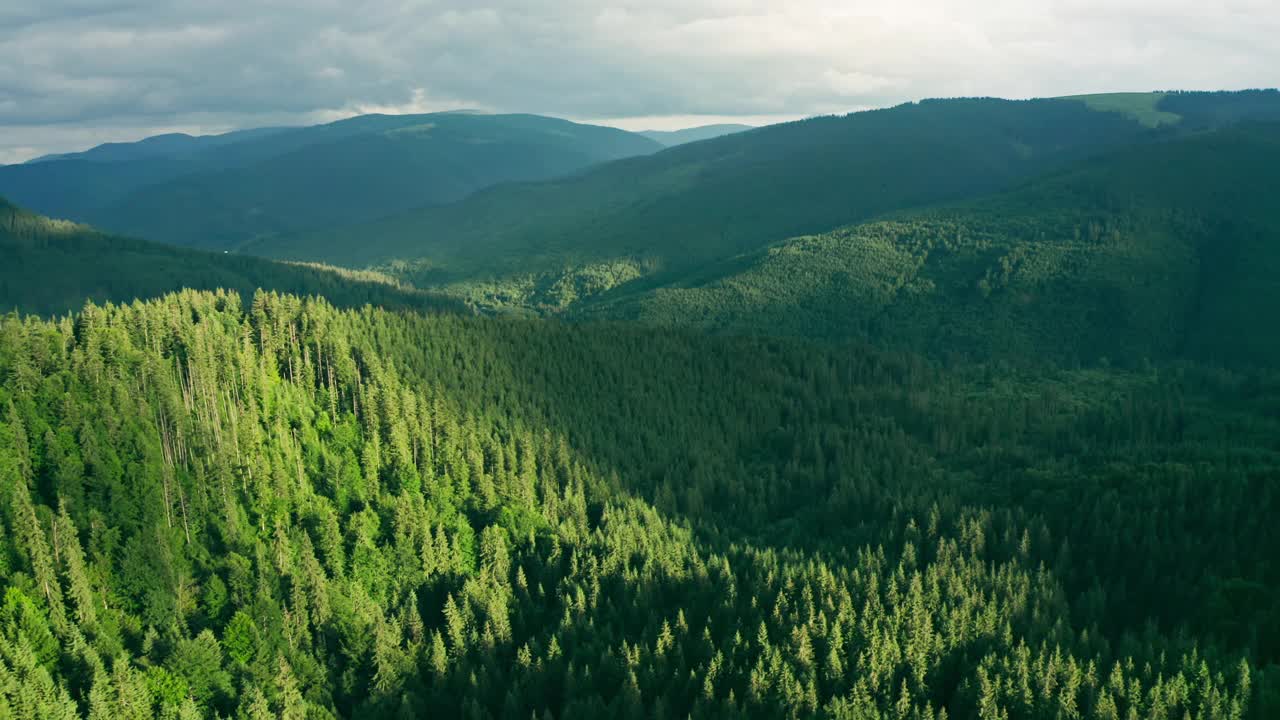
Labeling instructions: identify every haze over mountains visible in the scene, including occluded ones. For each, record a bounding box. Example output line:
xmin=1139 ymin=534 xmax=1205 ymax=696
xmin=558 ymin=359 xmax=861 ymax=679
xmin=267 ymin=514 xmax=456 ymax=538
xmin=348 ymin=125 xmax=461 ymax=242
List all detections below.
xmin=638 ymin=124 xmax=755 ymax=146
xmin=262 ymin=97 xmax=1157 ymax=271
xmin=237 ymin=91 xmax=1280 ymax=329
xmin=0 ymin=112 xmax=661 ymax=251
xmin=21 ymin=127 xmax=296 ymax=165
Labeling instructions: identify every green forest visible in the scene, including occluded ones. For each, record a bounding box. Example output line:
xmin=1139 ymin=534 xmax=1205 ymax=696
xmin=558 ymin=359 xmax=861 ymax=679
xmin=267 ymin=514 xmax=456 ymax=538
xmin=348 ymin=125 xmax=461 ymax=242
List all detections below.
xmin=2 ymin=90 xmax=1280 ymax=719
xmin=1 ymin=291 xmax=1278 ymax=718
xmin=583 ymin=123 xmax=1280 ymax=367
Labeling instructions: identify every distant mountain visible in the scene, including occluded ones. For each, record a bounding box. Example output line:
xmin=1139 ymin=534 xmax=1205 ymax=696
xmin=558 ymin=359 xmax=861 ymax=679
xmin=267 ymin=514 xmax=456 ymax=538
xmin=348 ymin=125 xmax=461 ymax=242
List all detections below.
xmin=583 ymin=122 xmax=1280 ymax=367
xmin=253 ymin=97 xmax=1168 ymax=294
xmin=640 ymin=124 xmax=755 ymax=146
xmin=0 ymin=113 xmax=662 ymax=251
xmin=252 ymin=90 xmax=1280 ymax=315
xmin=24 ymin=127 xmax=294 ymax=164
xmin=0 ymin=196 xmax=461 ymax=317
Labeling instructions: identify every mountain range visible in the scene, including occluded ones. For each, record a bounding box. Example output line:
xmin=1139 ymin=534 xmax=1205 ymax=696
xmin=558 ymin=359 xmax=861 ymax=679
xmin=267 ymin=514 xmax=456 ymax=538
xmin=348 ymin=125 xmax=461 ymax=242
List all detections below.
xmin=5 ymin=88 xmax=1280 ymax=719
xmin=7 ymin=89 xmax=1280 ymax=369
xmin=638 ymin=124 xmax=755 ymax=146
xmin=245 ymin=91 xmax=1280 ymax=335
xmin=0 ymin=112 xmax=661 ymax=251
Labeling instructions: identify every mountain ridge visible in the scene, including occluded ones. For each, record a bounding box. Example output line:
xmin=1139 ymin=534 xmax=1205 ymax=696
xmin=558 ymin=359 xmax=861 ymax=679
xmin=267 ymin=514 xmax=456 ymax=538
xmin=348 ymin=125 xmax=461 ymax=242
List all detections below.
xmin=579 ymin=122 xmax=1280 ymax=367
xmin=639 ymin=124 xmax=755 ymax=146
xmin=255 ymin=97 xmax=1164 ymax=275
xmin=0 ymin=112 xmax=662 ymax=251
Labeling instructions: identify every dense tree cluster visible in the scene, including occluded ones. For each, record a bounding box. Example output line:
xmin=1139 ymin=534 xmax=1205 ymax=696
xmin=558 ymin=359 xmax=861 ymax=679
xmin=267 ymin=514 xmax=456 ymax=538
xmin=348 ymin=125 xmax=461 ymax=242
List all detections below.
xmin=1 ymin=290 xmax=1276 ymax=717
xmin=1157 ymin=89 xmax=1280 ymax=129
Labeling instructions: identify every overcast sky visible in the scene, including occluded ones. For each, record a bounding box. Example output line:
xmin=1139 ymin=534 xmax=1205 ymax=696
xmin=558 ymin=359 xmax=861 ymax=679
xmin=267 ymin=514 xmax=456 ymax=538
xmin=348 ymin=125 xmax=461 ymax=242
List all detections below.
xmin=1 ymin=0 xmax=1277 ymax=163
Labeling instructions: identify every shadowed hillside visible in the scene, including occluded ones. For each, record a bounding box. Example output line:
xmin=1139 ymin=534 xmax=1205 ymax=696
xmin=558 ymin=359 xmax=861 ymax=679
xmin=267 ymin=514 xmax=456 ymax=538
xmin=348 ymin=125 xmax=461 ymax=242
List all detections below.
xmin=581 ymin=123 xmax=1280 ymax=367
xmin=255 ymin=98 xmax=1156 ymax=282
xmin=254 ymin=92 xmax=1280 ymax=316
xmin=0 ymin=196 xmax=463 ymax=316
xmin=1 ymin=289 xmax=1277 ymax=717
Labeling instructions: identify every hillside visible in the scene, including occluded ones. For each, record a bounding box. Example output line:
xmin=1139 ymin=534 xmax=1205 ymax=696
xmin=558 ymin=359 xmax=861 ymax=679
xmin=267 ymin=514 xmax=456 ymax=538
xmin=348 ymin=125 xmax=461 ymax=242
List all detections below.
xmin=253 ymin=97 xmax=1157 ymax=287
xmin=0 ymin=197 xmax=462 ymax=316
xmin=1 ymin=289 xmax=1278 ymax=717
xmin=583 ymin=123 xmax=1280 ymax=367
xmin=250 ymin=91 xmax=1280 ymax=312
xmin=1064 ymin=90 xmax=1280 ymax=128
xmin=639 ymin=124 xmax=755 ymax=146
xmin=5 ymin=91 xmax=1280 ymax=720
xmin=0 ymin=113 xmax=661 ymax=251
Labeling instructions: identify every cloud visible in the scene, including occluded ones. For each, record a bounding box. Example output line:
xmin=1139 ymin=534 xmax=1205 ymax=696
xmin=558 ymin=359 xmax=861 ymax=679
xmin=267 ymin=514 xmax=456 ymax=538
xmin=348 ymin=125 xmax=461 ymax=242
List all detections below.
xmin=1 ymin=0 xmax=1277 ymax=161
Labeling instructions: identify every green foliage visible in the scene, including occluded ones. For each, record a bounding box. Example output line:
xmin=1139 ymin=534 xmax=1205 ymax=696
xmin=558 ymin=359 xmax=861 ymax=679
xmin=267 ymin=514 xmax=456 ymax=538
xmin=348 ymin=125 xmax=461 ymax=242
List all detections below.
xmin=0 ymin=289 xmax=1276 ymax=718
xmin=587 ymin=122 xmax=1280 ymax=367
xmin=166 ymin=631 xmax=232 ymax=707
xmin=222 ymin=612 xmax=259 ymax=667
xmin=1 ymin=588 xmax=59 ymax=669
xmin=431 ymin=257 xmax=654 ymax=312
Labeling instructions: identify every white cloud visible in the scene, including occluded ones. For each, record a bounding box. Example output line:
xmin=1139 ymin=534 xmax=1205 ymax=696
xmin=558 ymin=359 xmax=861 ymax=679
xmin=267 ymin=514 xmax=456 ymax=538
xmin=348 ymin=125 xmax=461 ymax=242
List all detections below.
xmin=1 ymin=0 xmax=1277 ymax=162
xmin=310 ymin=88 xmax=487 ymax=123
xmin=593 ymin=113 xmax=808 ymax=132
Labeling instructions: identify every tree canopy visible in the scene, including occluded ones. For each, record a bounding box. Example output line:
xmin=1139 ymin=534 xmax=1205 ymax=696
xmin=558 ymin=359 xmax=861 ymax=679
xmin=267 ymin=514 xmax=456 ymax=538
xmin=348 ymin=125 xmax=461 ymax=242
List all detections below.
xmin=0 ymin=290 xmax=1276 ymax=717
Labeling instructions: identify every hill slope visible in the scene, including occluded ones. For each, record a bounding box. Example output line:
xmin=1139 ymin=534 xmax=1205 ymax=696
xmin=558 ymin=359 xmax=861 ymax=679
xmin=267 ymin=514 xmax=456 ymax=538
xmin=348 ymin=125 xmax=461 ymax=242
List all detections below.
xmin=255 ymin=92 xmax=1280 ymax=311
xmin=583 ymin=123 xmax=1280 ymax=367
xmin=1063 ymin=89 xmax=1280 ymax=129
xmin=0 ymin=197 xmax=461 ymax=316
xmin=255 ymin=98 xmax=1158 ymax=284
xmin=639 ymin=123 xmax=755 ymax=146
xmin=0 ymin=113 xmax=661 ymax=251
xmin=1 ymin=289 xmax=1277 ymax=717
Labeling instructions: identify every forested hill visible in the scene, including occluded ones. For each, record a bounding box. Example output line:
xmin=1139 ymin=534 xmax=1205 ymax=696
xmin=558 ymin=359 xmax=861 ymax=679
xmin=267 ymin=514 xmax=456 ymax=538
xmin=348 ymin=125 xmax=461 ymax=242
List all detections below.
xmin=249 ymin=91 xmax=1280 ymax=308
xmin=639 ymin=124 xmax=755 ymax=146
xmin=0 ymin=113 xmax=661 ymax=252
xmin=1 ymin=290 xmax=1278 ymax=717
xmin=0 ymin=196 xmax=462 ymax=317
xmin=23 ymin=127 xmax=294 ymax=165
xmin=581 ymin=122 xmax=1280 ymax=367
xmin=249 ymin=97 xmax=1157 ymax=271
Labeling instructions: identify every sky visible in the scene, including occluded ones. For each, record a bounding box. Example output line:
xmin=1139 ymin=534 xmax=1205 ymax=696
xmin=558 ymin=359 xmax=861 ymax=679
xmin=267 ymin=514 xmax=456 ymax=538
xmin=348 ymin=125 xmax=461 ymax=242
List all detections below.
xmin=1 ymin=0 xmax=1277 ymax=163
